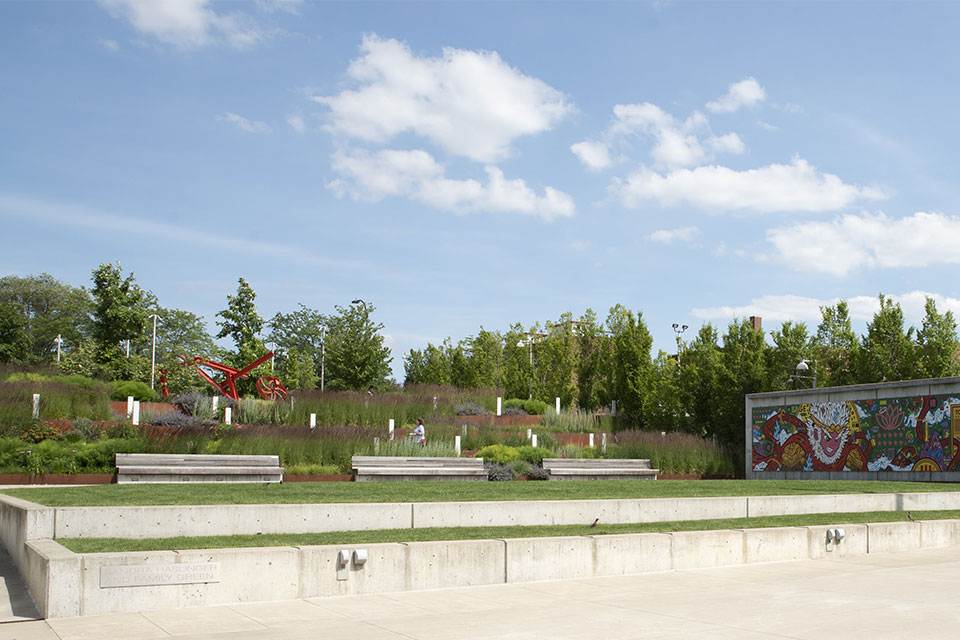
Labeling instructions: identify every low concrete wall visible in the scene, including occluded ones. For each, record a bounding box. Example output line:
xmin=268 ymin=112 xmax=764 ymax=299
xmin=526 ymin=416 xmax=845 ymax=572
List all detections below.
xmin=17 ymin=518 xmax=960 ymax=618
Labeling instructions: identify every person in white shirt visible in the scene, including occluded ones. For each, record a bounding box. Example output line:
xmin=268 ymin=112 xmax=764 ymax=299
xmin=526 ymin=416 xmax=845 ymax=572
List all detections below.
xmin=411 ymin=418 xmax=425 ymax=446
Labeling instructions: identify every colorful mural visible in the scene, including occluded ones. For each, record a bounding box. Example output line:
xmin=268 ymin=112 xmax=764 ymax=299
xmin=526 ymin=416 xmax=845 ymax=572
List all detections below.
xmin=752 ymin=394 xmax=960 ymax=472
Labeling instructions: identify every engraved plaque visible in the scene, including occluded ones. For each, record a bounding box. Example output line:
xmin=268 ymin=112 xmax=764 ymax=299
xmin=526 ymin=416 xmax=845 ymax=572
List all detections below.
xmin=100 ymin=563 xmax=221 ymax=588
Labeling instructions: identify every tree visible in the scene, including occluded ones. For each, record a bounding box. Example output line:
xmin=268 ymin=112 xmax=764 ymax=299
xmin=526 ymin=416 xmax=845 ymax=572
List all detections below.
xmin=267 ymin=304 xmax=329 ymax=383
xmin=91 ymin=263 xmax=150 ymax=380
xmin=0 ymin=301 xmax=29 ymax=363
xmin=150 ymin=307 xmax=217 ymax=395
xmin=469 ymin=328 xmax=504 ymax=389
xmin=857 ymin=294 xmax=916 ymax=383
xmin=403 ymin=348 xmax=427 ymax=385
xmin=679 ymin=323 xmax=725 ymax=438
xmin=420 ymin=340 xmax=452 ymax=385
xmin=605 ymin=305 xmax=653 ymax=421
xmin=575 ymin=309 xmax=611 ymax=411
xmin=641 ymin=352 xmax=687 ymax=432
xmin=215 ymin=278 xmax=268 ymax=396
xmin=916 ymin=297 xmax=960 ymax=378
xmin=812 ymin=301 xmax=859 ymax=387
xmin=0 ymin=273 xmax=92 ymax=363
xmin=714 ymin=318 xmax=766 ymax=448
xmin=765 ymin=321 xmax=811 ymax=390
xmin=281 ymin=348 xmax=320 ymax=390
xmin=324 ymin=303 xmax=392 ymax=391
xmin=537 ymin=316 xmax=578 ymax=408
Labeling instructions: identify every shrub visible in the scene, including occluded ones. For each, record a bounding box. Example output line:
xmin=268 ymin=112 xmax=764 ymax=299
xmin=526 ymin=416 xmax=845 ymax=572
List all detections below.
xmin=516 ymin=445 xmax=553 ymax=465
xmin=509 ymin=459 xmax=532 ymax=476
xmin=475 ymin=444 xmax=519 ymax=465
xmin=72 ymin=417 xmax=103 ymax=441
xmin=501 ymin=406 xmax=527 ymax=416
xmin=106 ymin=422 xmax=141 ymax=440
xmin=523 ymin=399 xmax=547 ymax=415
xmin=503 ymin=399 xmax=528 ymax=413
xmin=456 ymin=401 xmax=491 ymax=416
xmin=147 ymin=411 xmax=216 ymax=428
xmin=485 ymin=462 xmax=515 ymax=481
xmin=527 ymin=464 xmax=550 ymax=480
xmin=111 ymin=380 xmax=158 ymax=402
xmin=21 ymin=422 xmax=61 ymax=443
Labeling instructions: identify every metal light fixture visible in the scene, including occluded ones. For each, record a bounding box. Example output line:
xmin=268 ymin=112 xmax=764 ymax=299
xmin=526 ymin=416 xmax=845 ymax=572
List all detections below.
xmin=790 ymin=358 xmax=817 ymax=388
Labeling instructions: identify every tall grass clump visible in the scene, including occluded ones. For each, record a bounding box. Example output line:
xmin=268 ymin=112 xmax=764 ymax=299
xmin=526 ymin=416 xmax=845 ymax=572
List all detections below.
xmin=606 ymin=430 xmax=735 ymax=475
xmin=539 ymin=408 xmax=614 ymax=433
xmin=0 ymin=368 xmax=111 ymax=433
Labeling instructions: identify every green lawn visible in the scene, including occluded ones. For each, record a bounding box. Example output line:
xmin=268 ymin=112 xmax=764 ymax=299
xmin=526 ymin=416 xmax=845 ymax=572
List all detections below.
xmin=5 ymin=479 xmax=960 ymax=507
xmin=58 ymin=509 xmax=960 ymax=553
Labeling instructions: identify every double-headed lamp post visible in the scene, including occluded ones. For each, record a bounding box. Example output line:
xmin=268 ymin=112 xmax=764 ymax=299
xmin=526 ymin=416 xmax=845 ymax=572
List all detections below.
xmin=672 ymin=323 xmax=689 ymax=366
xmin=790 ymin=358 xmax=817 ymax=388
xmin=516 ymin=332 xmax=546 ymax=400
xmin=319 ymin=324 xmax=327 ymax=392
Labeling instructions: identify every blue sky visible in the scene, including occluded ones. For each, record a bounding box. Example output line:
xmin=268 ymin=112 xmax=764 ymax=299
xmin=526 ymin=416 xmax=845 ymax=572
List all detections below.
xmin=3 ymin=1 xmax=960 ymax=380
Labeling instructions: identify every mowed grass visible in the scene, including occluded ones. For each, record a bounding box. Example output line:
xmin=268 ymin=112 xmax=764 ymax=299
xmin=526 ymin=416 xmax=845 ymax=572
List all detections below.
xmin=58 ymin=509 xmax=960 ymax=553
xmin=5 ymin=479 xmax=960 ymax=507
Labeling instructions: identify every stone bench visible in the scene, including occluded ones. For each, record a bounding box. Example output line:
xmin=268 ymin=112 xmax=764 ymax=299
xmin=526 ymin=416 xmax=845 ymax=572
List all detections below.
xmin=351 ymin=456 xmax=488 ymax=482
xmin=542 ymin=458 xmax=659 ymax=480
xmin=116 ymin=453 xmax=284 ymax=484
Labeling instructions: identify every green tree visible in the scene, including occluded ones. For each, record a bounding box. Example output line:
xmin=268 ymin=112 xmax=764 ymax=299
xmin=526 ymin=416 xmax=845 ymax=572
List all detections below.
xmin=915 ymin=297 xmax=960 ymax=378
xmin=0 ymin=301 xmax=29 ymax=362
xmin=575 ymin=309 xmax=611 ymax=411
xmin=281 ymin=347 xmax=320 ymax=390
xmin=857 ymin=294 xmax=916 ymax=383
xmin=469 ymin=328 xmax=504 ymax=389
xmin=679 ymin=323 xmax=725 ymax=438
xmin=267 ymin=304 xmax=329 ymax=383
xmin=765 ymin=321 xmax=811 ymax=390
xmin=537 ymin=316 xmax=578 ymax=408
xmin=420 ymin=340 xmax=452 ymax=385
xmin=91 ymin=263 xmax=150 ymax=380
xmin=714 ymin=318 xmax=766 ymax=449
xmin=149 ymin=307 xmax=217 ymax=395
xmin=324 ymin=303 xmax=392 ymax=391
xmin=605 ymin=305 xmax=653 ymax=421
xmin=641 ymin=352 xmax=687 ymax=432
xmin=812 ymin=301 xmax=859 ymax=387
xmin=0 ymin=273 xmax=93 ymax=363
xmin=403 ymin=348 xmax=427 ymax=386
xmin=215 ymin=278 xmax=268 ymax=396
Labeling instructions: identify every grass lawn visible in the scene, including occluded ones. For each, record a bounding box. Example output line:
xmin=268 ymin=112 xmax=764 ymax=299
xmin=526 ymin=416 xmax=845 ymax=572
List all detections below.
xmin=58 ymin=509 xmax=960 ymax=553
xmin=5 ymin=479 xmax=960 ymax=507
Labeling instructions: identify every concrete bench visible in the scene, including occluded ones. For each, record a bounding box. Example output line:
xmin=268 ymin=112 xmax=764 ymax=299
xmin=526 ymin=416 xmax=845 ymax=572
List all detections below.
xmin=351 ymin=456 xmax=488 ymax=482
xmin=116 ymin=453 xmax=284 ymax=484
xmin=542 ymin=458 xmax=659 ymax=481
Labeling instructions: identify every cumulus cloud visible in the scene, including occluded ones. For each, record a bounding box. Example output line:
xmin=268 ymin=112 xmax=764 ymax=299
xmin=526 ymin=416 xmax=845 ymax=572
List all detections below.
xmin=692 ymin=292 xmax=960 ymax=325
xmin=765 ymin=211 xmax=960 ymax=276
xmin=98 ymin=0 xmax=266 ymax=49
xmin=220 ymin=112 xmax=271 ymax=133
xmin=706 ymin=77 xmax=767 ymax=113
xmin=648 ymin=226 xmax=700 ymax=244
xmin=314 ymin=35 xmax=573 ymax=163
xmin=571 ymin=100 xmax=744 ymax=172
xmin=570 ymin=141 xmax=612 ymax=171
xmin=613 ymin=158 xmax=887 ymax=213
xmin=327 ymin=148 xmax=574 ymax=221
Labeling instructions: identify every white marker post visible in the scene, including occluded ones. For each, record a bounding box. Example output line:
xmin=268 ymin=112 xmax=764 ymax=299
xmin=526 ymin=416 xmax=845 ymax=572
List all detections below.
xmin=496 ymin=397 xmax=502 ymax=416
xmin=309 ymin=413 xmax=316 ymax=428
xmin=32 ymin=394 xmax=40 ymax=419
xmin=601 ymin=433 xmax=607 ymax=454
xmin=589 ymin=433 xmax=595 ymax=448
xmin=224 ymin=407 xmax=232 ymax=425
xmin=555 ymin=397 xmax=560 ymax=414
xmin=527 ymin=428 xmax=532 ymax=441
xmin=126 ymin=396 xmax=134 ymax=418
xmin=132 ymin=401 xmax=140 ymax=426
xmin=455 ymin=435 xmax=461 ymax=457
xmin=388 ymin=419 xmax=395 ymax=441
xmin=212 ymin=396 xmax=219 ymax=413
xmin=531 ymin=434 xmax=538 ymax=448
xmin=373 ymin=437 xmax=380 ymax=454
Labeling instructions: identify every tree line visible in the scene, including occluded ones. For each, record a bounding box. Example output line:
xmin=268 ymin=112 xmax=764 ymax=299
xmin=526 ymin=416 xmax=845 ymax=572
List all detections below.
xmin=0 ymin=265 xmax=392 ymax=395
xmin=403 ymin=298 xmax=960 ymax=448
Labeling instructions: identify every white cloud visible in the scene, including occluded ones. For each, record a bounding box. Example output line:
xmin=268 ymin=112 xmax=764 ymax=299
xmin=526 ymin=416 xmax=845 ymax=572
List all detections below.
xmin=328 ymin=148 xmax=574 ymax=221
xmin=314 ymin=35 xmax=572 ymax=163
xmin=707 ymin=132 xmax=745 ymax=154
xmin=286 ymin=114 xmax=305 ymax=133
xmin=98 ymin=0 xmax=266 ymax=49
xmin=570 ymin=141 xmax=612 ymax=171
xmin=765 ymin=210 xmax=960 ymax=276
xmin=648 ymin=226 xmax=700 ymax=244
xmin=692 ymin=292 xmax=960 ymax=325
xmin=757 ymin=121 xmax=779 ymax=132
xmin=613 ymin=157 xmax=887 ymax=213
xmin=98 ymin=38 xmax=120 ymax=52
xmin=220 ymin=112 xmax=271 ymax=133
xmin=706 ymin=77 xmax=766 ymax=113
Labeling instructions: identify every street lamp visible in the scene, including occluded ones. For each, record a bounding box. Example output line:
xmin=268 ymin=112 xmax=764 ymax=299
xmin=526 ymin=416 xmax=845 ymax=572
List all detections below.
xmin=517 ymin=332 xmax=546 ymax=400
xmin=672 ymin=323 xmax=689 ymax=366
xmin=54 ymin=334 xmax=64 ymax=362
xmin=789 ymin=358 xmax=817 ymax=388
xmin=148 ymin=314 xmax=160 ymax=390
xmin=319 ymin=324 xmax=327 ymax=392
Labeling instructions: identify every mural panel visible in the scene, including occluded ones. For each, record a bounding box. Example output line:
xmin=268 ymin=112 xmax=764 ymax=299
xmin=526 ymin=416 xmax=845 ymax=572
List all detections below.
xmin=752 ymin=394 xmax=960 ymax=472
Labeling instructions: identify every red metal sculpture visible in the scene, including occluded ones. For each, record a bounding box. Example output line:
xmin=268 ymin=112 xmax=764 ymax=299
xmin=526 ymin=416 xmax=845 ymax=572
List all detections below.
xmin=158 ymin=368 xmax=169 ymax=398
xmin=182 ymin=352 xmax=287 ymax=402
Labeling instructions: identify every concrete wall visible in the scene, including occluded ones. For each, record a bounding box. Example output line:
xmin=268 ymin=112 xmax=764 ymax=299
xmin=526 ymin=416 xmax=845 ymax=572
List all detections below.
xmin=746 ymin=377 xmax=960 ymax=480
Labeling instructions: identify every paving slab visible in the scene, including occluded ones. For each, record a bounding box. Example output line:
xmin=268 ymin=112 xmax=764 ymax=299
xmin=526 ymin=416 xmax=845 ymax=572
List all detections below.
xmin=5 ymin=546 xmax=960 ymax=640
xmin=0 ymin=548 xmax=40 ymax=623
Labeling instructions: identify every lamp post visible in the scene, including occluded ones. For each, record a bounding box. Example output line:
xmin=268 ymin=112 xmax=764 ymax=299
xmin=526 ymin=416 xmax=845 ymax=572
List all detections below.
xmin=789 ymin=358 xmax=817 ymax=388
xmin=672 ymin=323 xmax=689 ymax=366
xmin=54 ymin=334 xmax=64 ymax=362
xmin=319 ymin=324 xmax=326 ymax=392
xmin=516 ymin=332 xmax=546 ymax=400
xmin=148 ymin=314 xmax=160 ymax=390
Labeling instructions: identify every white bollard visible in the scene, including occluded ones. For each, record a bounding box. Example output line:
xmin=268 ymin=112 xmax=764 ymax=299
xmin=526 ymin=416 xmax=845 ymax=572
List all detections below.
xmin=527 ymin=428 xmax=532 ymax=440
xmin=601 ymin=433 xmax=607 ymax=454
xmin=126 ymin=396 xmax=134 ymax=418
xmin=611 ymin=400 xmax=617 ymax=417
xmin=32 ymin=393 xmax=40 ymax=419
xmin=455 ymin=435 xmax=461 ymax=456
xmin=589 ymin=433 xmax=595 ymax=448
xmin=433 ymin=395 xmax=438 ymax=411
xmin=309 ymin=413 xmax=316 ymax=428
xmin=224 ymin=407 xmax=232 ymax=425
xmin=389 ymin=419 xmax=395 ymax=441
xmin=132 ymin=401 xmax=140 ymax=426
xmin=212 ymin=396 xmax=219 ymax=413
xmin=555 ymin=397 xmax=560 ymax=414
xmin=531 ymin=434 xmax=538 ymax=448
xmin=374 ymin=437 xmax=380 ymax=454
xmin=496 ymin=397 xmax=502 ymax=416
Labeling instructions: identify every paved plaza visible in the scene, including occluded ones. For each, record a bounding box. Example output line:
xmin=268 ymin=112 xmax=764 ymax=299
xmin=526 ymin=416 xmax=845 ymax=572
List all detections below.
xmin=2 ymin=545 xmax=959 ymax=640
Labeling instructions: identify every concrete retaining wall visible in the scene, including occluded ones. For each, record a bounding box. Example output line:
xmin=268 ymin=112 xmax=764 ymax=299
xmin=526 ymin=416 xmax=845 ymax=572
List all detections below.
xmin=22 ymin=518 xmax=960 ymax=618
